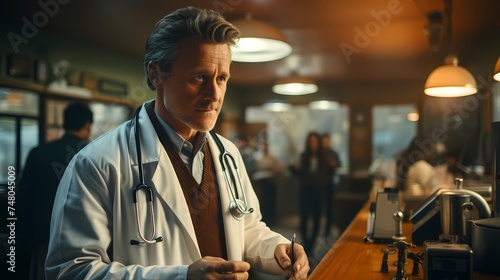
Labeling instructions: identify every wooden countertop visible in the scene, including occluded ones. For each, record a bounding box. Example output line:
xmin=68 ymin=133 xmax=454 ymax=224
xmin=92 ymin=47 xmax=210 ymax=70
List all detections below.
xmin=308 ymin=201 xmax=500 ymax=280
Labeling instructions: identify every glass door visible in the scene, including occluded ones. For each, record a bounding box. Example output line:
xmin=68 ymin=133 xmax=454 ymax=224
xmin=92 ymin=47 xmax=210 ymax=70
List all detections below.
xmin=0 ymin=88 xmax=40 ymax=194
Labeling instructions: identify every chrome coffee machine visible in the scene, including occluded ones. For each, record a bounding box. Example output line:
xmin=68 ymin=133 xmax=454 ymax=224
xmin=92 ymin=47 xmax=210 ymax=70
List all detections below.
xmin=414 ymin=183 xmax=490 ymax=280
xmin=439 ymin=191 xmax=474 ymax=243
xmin=410 ymin=180 xmax=491 ymax=244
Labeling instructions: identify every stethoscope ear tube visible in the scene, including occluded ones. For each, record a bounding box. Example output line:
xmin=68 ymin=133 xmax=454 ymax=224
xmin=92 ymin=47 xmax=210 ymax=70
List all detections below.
xmin=130 ymin=107 xmax=163 ymax=245
xmin=130 ymin=237 xmax=164 ymax=245
xmin=131 ymin=190 xmax=163 ymax=245
xmin=209 ymin=131 xmax=254 ymax=220
xmin=132 ymin=184 xmax=154 ymax=203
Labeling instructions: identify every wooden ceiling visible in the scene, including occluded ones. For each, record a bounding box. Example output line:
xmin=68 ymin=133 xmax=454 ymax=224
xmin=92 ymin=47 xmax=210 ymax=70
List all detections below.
xmin=5 ymin=0 xmax=500 ymax=87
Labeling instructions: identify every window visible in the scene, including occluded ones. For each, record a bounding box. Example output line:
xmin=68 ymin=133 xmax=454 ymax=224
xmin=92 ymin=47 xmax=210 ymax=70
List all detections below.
xmin=0 ymin=88 xmax=40 ymax=192
xmin=372 ymin=105 xmax=417 ymax=160
xmin=371 ymin=105 xmax=417 ymax=184
xmin=245 ymin=104 xmax=349 ymax=172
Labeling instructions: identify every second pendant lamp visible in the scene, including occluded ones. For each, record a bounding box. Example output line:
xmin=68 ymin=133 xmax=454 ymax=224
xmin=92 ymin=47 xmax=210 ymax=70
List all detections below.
xmin=424 ymin=0 xmax=477 ymax=97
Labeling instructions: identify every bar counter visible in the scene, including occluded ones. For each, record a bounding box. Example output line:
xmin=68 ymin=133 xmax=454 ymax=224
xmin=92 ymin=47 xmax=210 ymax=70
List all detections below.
xmin=308 ymin=201 xmax=500 ymax=280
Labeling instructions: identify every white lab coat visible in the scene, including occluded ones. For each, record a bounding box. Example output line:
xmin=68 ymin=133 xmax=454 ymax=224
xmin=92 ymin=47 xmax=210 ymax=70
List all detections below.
xmin=45 ymin=101 xmax=288 ymax=279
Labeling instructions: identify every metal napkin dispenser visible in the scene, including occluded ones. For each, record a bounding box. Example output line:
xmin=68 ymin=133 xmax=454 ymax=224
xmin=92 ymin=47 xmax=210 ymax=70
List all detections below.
xmin=372 ymin=188 xmax=400 ymax=243
xmin=470 ymin=217 xmax=500 ymax=275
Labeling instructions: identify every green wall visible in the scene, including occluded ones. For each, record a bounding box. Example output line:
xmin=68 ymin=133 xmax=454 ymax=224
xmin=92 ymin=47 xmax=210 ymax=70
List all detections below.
xmin=1 ymin=26 xmax=153 ymax=103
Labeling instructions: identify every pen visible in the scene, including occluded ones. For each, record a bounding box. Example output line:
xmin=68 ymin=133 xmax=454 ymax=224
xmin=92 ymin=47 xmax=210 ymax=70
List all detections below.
xmin=290 ymin=233 xmax=296 ymax=272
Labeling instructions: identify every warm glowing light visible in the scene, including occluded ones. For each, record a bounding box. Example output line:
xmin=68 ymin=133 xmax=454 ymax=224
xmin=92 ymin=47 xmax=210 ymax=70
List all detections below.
xmin=272 ymin=77 xmax=318 ymax=95
xmin=309 ymin=100 xmax=340 ymax=110
xmin=494 ymin=56 xmax=500 ymax=82
xmin=407 ymin=111 xmax=419 ymax=122
xmin=425 ymin=56 xmax=477 ymax=97
xmin=230 ymin=14 xmax=292 ymax=63
xmin=262 ymin=99 xmax=292 ymax=112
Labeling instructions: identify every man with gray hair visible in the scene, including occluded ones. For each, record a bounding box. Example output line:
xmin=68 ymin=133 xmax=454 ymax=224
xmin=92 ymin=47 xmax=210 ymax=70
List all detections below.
xmin=46 ymin=6 xmax=309 ymax=280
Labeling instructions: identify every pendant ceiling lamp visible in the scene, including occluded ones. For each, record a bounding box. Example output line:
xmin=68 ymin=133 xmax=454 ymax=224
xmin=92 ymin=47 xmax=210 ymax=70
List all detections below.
xmin=230 ymin=14 xmax=292 ymax=63
xmin=272 ymin=77 xmax=318 ymax=96
xmin=424 ymin=55 xmax=477 ymax=97
xmin=424 ymin=0 xmax=477 ymax=97
xmin=262 ymin=98 xmax=292 ymax=112
xmin=308 ymin=100 xmax=340 ymax=110
xmin=494 ymin=56 xmax=500 ymax=82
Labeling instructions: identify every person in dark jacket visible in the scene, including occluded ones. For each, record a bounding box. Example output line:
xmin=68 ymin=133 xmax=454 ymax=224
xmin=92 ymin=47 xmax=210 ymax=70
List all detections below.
xmin=321 ymin=133 xmax=341 ymax=239
xmin=16 ymin=101 xmax=93 ymax=280
xmin=290 ymin=132 xmax=329 ymax=253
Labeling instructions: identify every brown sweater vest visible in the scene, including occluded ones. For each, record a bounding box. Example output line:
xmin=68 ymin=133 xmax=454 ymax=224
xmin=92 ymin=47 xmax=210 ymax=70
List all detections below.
xmin=146 ymin=104 xmax=227 ymax=258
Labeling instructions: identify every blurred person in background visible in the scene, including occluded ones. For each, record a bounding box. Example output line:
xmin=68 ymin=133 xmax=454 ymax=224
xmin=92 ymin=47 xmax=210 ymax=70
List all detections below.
xmin=290 ymin=132 xmax=329 ymax=253
xmin=321 ymin=133 xmax=341 ymax=239
xmin=252 ymin=139 xmax=283 ymax=226
xmin=17 ymin=102 xmax=93 ymax=280
xmin=234 ymin=133 xmax=256 ymax=177
xmin=395 ymin=136 xmax=449 ymax=196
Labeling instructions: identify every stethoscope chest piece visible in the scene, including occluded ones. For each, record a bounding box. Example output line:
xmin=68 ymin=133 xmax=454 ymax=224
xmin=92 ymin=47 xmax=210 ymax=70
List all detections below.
xmin=230 ymin=199 xmax=254 ymax=220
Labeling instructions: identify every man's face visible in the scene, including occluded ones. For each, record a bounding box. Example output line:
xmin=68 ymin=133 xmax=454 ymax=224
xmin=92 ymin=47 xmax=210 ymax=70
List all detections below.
xmin=152 ymin=36 xmax=231 ymax=141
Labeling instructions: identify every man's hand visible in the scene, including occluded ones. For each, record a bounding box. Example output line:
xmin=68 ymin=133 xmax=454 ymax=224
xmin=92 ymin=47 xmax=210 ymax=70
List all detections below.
xmin=187 ymin=256 xmax=251 ymax=279
xmin=275 ymin=243 xmax=310 ymax=280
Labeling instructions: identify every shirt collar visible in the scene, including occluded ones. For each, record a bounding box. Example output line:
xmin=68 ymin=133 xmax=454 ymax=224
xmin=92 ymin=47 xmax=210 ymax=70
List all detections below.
xmin=153 ymin=109 xmax=207 ymax=154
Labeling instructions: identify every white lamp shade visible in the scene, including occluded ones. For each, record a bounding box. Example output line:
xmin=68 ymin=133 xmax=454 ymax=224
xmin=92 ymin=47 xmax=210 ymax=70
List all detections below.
xmin=231 ymin=16 xmax=292 ymax=63
xmin=494 ymin=56 xmax=500 ymax=82
xmin=309 ymin=100 xmax=340 ymax=110
xmin=272 ymin=77 xmax=318 ymax=95
xmin=424 ymin=63 xmax=477 ymax=97
xmin=262 ymin=99 xmax=292 ymax=112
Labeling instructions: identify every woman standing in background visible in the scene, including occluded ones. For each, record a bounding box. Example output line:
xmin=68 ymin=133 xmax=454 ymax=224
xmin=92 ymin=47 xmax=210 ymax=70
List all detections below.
xmin=290 ymin=132 xmax=328 ymax=253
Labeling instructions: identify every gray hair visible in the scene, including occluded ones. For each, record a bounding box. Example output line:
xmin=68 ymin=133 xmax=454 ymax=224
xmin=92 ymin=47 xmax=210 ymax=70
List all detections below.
xmin=144 ymin=6 xmax=240 ymax=90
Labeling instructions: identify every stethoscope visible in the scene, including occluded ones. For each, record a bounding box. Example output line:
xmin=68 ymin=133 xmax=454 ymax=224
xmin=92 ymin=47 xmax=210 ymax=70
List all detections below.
xmin=130 ymin=106 xmax=253 ymax=245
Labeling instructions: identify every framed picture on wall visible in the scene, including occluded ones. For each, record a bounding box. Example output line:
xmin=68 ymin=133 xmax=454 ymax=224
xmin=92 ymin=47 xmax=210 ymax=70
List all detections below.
xmin=98 ymin=78 xmax=127 ymax=97
xmin=7 ymin=54 xmax=31 ymax=78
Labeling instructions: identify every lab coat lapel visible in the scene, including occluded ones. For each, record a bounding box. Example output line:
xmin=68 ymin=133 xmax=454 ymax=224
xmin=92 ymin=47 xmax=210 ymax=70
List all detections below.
xmin=131 ymin=102 xmax=200 ymax=256
xmin=151 ymin=153 xmax=200 ymax=253
xmin=208 ymin=134 xmax=244 ymax=261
